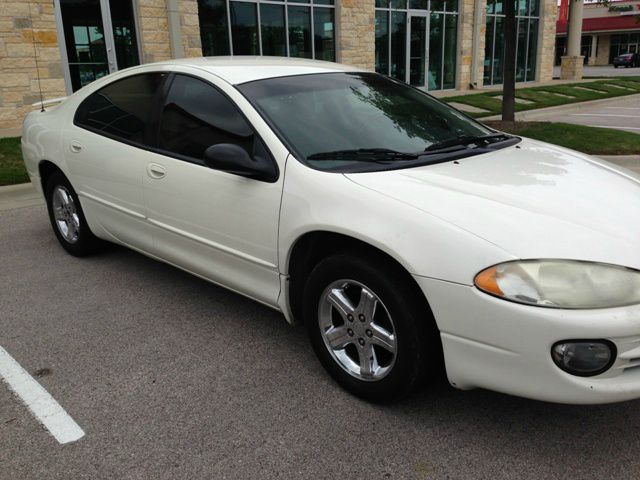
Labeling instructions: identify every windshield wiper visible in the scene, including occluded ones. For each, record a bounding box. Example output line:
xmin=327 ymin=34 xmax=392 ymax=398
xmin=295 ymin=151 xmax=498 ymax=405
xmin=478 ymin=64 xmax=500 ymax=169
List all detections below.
xmin=424 ymin=133 xmax=514 ymax=152
xmin=307 ymin=148 xmax=421 ymax=162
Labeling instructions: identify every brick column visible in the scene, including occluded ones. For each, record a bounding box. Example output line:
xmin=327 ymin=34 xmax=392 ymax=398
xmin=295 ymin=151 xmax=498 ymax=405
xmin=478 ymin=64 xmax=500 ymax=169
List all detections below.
xmin=560 ymin=0 xmax=583 ymax=80
xmin=457 ymin=0 xmax=486 ymax=91
xmin=137 ymin=0 xmax=172 ymax=63
xmin=596 ymin=34 xmax=610 ymax=65
xmin=180 ymin=0 xmax=203 ymax=58
xmin=560 ymin=55 xmax=583 ymax=80
xmin=336 ymin=0 xmax=375 ymax=70
xmin=0 ymin=0 xmax=66 ymax=133
xmin=537 ymin=0 xmax=557 ymax=82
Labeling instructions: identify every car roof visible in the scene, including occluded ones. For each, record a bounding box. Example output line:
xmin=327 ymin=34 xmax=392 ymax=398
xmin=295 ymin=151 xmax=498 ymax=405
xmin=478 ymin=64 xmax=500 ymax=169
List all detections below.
xmin=152 ymin=56 xmax=363 ymax=85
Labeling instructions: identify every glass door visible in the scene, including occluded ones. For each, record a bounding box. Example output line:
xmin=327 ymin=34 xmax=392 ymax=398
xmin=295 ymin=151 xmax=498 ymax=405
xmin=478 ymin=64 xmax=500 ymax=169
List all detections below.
xmin=406 ymin=13 xmax=429 ymax=87
xmin=56 ymin=0 xmax=140 ymax=92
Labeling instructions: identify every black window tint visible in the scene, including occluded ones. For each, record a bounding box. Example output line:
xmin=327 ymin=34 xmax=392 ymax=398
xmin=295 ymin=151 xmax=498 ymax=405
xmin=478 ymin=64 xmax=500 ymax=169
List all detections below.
xmin=158 ymin=74 xmax=254 ymax=161
xmin=75 ymin=73 xmax=164 ymax=144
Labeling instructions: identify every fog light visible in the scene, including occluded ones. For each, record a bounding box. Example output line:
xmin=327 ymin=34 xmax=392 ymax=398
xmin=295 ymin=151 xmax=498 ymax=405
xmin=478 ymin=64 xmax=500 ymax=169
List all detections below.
xmin=551 ymin=341 xmax=616 ymax=377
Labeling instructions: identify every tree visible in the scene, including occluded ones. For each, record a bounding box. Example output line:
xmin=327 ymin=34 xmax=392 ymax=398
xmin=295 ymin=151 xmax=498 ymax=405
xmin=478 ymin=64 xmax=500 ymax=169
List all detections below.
xmin=502 ymin=0 xmax=516 ymax=122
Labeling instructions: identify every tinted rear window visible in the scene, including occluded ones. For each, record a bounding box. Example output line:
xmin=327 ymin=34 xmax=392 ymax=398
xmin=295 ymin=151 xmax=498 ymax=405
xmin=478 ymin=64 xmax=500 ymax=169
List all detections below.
xmin=74 ymin=73 xmax=165 ymax=144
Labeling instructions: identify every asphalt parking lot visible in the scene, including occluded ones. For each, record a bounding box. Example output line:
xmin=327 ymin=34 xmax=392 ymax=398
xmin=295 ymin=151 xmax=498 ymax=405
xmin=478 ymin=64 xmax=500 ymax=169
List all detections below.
xmin=530 ymin=93 xmax=640 ymax=134
xmin=4 ymin=205 xmax=640 ymax=479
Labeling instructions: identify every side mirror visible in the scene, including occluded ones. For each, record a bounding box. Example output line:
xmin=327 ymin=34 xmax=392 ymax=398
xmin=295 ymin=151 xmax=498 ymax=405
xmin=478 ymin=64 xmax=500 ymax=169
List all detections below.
xmin=203 ymin=143 xmax=277 ymax=182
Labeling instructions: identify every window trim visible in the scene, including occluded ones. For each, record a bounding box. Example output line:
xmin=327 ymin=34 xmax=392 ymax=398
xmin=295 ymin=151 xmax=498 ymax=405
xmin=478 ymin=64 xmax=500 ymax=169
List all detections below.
xmin=73 ymin=70 xmax=280 ymax=183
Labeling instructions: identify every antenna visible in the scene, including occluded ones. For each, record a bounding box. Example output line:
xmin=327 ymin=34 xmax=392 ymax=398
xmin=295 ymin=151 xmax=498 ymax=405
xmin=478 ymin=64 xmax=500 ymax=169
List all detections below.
xmin=27 ymin=0 xmax=45 ymax=112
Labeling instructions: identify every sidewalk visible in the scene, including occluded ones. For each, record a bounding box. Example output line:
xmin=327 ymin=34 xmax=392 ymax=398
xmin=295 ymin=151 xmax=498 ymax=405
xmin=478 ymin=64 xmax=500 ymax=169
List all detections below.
xmin=1 ymin=156 xmax=639 ymax=211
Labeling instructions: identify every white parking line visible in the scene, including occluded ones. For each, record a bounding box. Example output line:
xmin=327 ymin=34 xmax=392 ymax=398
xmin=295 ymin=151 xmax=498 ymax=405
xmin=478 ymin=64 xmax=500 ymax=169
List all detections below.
xmin=0 ymin=346 xmax=84 ymax=444
xmin=606 ymin=107 xmax=640 ymax=110
xmin=570 ymin=114 xmax=639 ymax=118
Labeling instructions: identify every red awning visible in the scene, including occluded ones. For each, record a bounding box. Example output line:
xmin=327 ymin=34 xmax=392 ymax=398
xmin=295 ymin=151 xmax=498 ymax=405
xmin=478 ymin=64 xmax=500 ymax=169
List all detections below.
xmin=557 ymin=16 xmax=640 ymax=34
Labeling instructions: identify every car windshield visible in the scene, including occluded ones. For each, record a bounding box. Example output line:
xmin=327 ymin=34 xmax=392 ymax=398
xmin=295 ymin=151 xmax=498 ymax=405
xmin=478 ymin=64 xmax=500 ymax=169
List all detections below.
xmin=237 ymin=72 xmax=498 ymax=171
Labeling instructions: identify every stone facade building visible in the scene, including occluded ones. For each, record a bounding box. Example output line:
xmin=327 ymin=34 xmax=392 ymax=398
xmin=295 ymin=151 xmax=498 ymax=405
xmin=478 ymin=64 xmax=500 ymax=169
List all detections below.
xmin=556 ymin=0 xmax=640 ymax=67
xmin=0 ymin=0 xmax=556 ymax=134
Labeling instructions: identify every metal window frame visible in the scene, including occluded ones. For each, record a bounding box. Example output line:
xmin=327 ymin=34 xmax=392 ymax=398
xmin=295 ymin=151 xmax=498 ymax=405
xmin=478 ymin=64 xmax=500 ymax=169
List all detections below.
xmin=485 ymin=1 xmax=540 ymax=86
xmin=53 ymin=0 xmax=143 ymax=94
xmin=224 ymin=0 xmax=336 ymax=60
xmin=375 ymin=0 xmax=459 ymax=91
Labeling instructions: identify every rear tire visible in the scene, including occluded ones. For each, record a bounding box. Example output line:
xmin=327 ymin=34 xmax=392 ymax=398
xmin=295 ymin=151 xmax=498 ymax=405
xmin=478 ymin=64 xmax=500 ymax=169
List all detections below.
xmin=45 ymin=171 xmax=104 ymax=256
xmin=303 ymin=252 xmax=441 ymax=403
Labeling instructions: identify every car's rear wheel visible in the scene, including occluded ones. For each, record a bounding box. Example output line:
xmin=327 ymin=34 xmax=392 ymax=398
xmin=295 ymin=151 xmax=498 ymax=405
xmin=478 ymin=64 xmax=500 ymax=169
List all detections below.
xmin=45 ymin=171 xmax=104 ymax=256
xmin=303 ymin=252 xmax=441 ymax=403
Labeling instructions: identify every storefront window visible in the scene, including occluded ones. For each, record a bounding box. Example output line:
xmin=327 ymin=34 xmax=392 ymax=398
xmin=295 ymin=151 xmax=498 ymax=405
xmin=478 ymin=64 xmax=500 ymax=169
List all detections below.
xmin=198 ymin=0 xmax=230 ymax=55
xmin=59 ymin=0 xmax=140 ymax=91
xmin=260 ymin=4 xmax=286 ymax=56
xmin=230 ymin=2 xmax=259 ymax=55
xmin=374 ymin=0 xmax=458 ymax=90
xmin=198 ymin=0 xmax=335 ymax=61
xmin=313 ymin=7 xmax=335 ymax=60
xmin=609 ymin=33 xmax=640 ymax=63
xmin=375 ymin=11 xmax=389 ymax=74
xmin=484 ymin=0 xmax=539 ymax=85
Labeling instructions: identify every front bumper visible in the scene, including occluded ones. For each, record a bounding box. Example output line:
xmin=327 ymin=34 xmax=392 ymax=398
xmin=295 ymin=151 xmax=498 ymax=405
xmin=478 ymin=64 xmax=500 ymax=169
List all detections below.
xmin=415 ymin=276 xmax=640 ymax=404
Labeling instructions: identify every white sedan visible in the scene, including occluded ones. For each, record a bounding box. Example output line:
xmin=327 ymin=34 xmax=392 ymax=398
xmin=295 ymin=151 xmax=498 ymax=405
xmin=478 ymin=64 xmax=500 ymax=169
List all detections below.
xmin=21 ymin=57 xmax=640 ymax=404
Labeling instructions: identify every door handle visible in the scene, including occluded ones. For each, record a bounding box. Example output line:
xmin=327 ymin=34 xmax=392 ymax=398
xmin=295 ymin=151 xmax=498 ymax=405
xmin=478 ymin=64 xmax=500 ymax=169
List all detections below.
xmin=70 ymin=141 xmax=82 ymax=153
xmin=147 ymin=163 xmax=167 ymax=179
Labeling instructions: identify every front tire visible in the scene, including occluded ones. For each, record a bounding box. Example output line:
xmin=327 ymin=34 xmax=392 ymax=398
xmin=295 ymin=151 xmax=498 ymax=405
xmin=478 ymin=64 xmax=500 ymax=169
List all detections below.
xmin=303 ymin=253 xmax=441 ymax=403
xmin=45 ymin=171 xmax=104 ymax=256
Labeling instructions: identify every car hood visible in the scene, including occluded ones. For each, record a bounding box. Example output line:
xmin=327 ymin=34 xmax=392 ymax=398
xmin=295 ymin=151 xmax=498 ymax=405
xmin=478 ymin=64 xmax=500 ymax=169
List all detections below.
xmin=345 ymin=138 xmax=640 ymax=269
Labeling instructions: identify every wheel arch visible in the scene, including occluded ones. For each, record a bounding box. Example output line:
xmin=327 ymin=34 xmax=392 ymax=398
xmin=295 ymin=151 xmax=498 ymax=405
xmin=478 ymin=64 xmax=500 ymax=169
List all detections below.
xmin=38 ymin=160 xmax=66 ymax=194
xmin=285 ymin=230 xmax=436 ymax=328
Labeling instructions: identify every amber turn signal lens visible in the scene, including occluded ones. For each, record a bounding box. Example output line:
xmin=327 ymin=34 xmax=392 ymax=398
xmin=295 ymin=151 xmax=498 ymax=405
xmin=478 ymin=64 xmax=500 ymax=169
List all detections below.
xmin=474 ymin=266 xmax=504 ymax=296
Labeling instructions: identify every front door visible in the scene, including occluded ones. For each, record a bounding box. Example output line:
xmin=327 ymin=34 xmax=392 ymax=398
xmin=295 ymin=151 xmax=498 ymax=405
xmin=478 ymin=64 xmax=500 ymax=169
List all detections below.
xmin=142 ymin=73 xmax=284 ymax=307
xmin=55 ymin=0 xmax=141 ymax=92
xmin=406 ymin=13 xmax=429 ymax=88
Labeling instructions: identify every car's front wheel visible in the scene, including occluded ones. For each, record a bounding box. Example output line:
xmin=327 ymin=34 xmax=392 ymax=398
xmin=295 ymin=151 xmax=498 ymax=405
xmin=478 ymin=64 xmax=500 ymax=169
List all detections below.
xmin=304 ymin=253 xmax=441 ymax=402
xmin=45 ymin=171 xmax=104 ymax=256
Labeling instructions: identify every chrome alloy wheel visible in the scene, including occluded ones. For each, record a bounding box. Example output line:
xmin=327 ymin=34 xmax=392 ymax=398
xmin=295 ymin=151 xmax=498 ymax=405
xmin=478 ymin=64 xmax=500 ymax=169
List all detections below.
xmin=52 ymin=185 xmax=80 ymax=244
xmin=318 ymin=279 xmax=397 ymax=381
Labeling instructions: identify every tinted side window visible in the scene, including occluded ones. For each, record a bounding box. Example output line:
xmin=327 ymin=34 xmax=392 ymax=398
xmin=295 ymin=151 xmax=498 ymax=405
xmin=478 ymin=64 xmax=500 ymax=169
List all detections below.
xmin=75 ymin=73 xmax=165 ymax=144
xmin=158 ymin=74 xmax=254 ymax=161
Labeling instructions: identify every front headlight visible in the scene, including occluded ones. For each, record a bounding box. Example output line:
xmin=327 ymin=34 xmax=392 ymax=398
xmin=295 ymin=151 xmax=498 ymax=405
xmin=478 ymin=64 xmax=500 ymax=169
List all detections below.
xmin=474 ymin=260 xmax=640 ymax=309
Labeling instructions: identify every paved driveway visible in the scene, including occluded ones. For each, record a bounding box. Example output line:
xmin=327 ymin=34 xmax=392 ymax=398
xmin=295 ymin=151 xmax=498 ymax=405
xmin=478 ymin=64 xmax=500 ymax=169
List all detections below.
xmin=3 ymin=204 xmax=640 ymax=479
xmin=526 ymin=94 xmax=640 ymax=134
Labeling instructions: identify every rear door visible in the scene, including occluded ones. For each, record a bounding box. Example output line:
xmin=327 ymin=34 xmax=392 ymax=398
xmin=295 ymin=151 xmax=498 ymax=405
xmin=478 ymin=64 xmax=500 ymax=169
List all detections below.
xmin=68 ymin=72 xmax=167 ymax=251
xmin=141 ymin=72 xmax=286 ymax=307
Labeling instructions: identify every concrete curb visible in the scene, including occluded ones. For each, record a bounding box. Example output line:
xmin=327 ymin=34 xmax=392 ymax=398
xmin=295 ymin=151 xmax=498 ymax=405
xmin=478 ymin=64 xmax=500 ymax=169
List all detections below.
xmin=479 ymin=92 xmax=640 ymax=121
xmin=0 ymin=182 xmax=43 ymax=211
